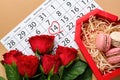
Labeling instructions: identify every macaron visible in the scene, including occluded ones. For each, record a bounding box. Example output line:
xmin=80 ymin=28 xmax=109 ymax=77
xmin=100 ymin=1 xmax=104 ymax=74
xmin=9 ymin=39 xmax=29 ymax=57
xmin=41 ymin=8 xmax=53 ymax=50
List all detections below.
xmin=107 ymin=55 xmax=120 ymax=64
xmin=105 ymin=48 xmax=120 ymax=57
xmin=110 ymin=31 xmax=120 ymax=48
xmin=96 ymin=33 xmax=111 ymax=52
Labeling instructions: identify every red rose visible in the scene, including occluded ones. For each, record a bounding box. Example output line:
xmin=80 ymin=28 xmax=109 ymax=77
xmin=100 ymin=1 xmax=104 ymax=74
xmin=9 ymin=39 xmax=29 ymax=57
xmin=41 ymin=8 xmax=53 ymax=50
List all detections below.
xmin=56 ymin=45 xmax=78 ymax=66
xmin=2 ymin=50 xmax=22 ymax=65
xmin=29 ymin=35 xmax=55 ymax=54
xmin=53 ymin=55 xmax=61 ymax=74
xmin=41 ymin=54 xmax=61 ymax=74
xmin=17 ymin=55 xmax=39 ymax=78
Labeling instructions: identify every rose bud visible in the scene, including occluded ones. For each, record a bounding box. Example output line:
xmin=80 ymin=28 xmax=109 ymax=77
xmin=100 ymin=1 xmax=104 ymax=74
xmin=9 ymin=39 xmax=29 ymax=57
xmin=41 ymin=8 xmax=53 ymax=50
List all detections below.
xmin=17 ymin=55 xmax=39 ymax=78
xmin=2 ymin=50 xmax=22 ymax=65
xmin=29 ymin=35 xmax=55 ymax=54
xmin=56 ymin=45 xmax=78 ymax=66
xmin=41 ymin=54 xmax=61 ymax=74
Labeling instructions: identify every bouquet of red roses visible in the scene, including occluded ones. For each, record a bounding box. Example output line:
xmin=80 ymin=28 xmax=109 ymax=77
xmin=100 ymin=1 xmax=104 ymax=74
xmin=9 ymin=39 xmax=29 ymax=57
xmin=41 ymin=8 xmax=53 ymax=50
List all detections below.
xmin=0 ymin=35 xmax=92 ymax=80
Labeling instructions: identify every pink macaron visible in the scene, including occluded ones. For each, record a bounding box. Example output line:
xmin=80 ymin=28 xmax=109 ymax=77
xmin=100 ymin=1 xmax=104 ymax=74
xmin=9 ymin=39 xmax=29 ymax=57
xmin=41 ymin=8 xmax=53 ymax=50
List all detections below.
xmin=105 ymin=48 xmax=120 ymax=64
xmin=105 ymin=48 xmax=120 ymax=57
xmin=107 ymin=55 xmax=120 ymax=64
xmin=96 ymin=33 xmax=111 ymax=52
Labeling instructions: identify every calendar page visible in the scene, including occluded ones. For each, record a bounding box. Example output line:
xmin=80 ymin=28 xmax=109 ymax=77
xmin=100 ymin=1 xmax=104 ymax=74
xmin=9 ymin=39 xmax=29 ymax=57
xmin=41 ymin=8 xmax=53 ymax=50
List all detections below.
xmin=1 ymin=0 xmax=102 ymax=55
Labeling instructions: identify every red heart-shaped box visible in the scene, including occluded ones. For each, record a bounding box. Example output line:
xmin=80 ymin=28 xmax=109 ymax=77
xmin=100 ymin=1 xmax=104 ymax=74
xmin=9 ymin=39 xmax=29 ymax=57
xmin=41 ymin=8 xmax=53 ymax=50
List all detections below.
xmin=75 ymin=8 xmax=120 ymax=80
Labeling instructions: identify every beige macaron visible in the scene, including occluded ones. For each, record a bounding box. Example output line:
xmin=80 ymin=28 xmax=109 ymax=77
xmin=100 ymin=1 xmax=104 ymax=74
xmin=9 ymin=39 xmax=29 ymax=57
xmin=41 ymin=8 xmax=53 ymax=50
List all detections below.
xmin=110 ymin=31 xmax=120 ymax=48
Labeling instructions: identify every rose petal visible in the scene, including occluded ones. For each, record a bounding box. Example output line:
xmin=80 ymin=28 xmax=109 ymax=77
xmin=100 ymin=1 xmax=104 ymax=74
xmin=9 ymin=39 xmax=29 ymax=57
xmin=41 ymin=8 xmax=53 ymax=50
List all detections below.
xmin=17 ymin=55 xmax=39 ymax=78
xmin=2 ymin=50 xmax=22 ymax=65
xmin=56 ymin=45 xmax=78 ymax=66
xmin=41 ymin=54 xmax=61 ymax=74
xmin=29 ymin=35 xmax=55 ymax=54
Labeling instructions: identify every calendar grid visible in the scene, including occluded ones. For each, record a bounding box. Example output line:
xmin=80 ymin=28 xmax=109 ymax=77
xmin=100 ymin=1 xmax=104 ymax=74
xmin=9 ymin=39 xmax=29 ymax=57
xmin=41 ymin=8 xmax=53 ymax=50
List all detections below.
xmin=56 ymin=0 xmax=77 ymax=24
xmin=1 ymin=0 xmax=102 ymax=55
xmin=57 ymin=0 xmax=85 ymax=48
xmin=43 ymin=0 xmax=72 ymax=36
xmin=50 ymin=1 xmax=75 ymax=46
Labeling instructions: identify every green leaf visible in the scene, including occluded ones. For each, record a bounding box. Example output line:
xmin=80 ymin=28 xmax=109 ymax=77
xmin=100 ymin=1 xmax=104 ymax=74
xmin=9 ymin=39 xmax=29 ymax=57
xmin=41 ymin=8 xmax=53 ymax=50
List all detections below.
xmin=30 ymin=73 xmax=47 ymax=80
xmin=50 ymin=74 xmax=60 ymax=80
xmin=75 ymin=66 xmax=92 ymax=80
xmin=48 ymin=65 xmax=55 ymax=80
xmin=0 ymin=76 xmax=5 ymax=80
xmin=58 ymin=66 xmax=64 ymax=79
xmin=83 ymin=66 xmax=92 ymax=80
xmin=4 ymin=63 xmax=21 ymax=80
xmin=61 ymin=60 xmax=87 ymax=80
xmin=65 ymin=60 xmax=74 ymax=68
xmin=21 ymin=76 xmax=29 ymax=80
xmin=30 ymin=64 xmax=47 ymax=80
xmin=22 ymin=74 xmax=29 ymax=80
xmin=35 ymin=49 xmax=41 ymax=57
xmin=40 ymin=64 xmax=44 ymax=73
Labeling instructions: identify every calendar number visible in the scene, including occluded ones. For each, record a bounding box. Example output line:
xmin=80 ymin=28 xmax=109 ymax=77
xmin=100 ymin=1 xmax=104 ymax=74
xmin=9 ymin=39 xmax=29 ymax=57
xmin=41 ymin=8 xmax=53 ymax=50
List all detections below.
xmin=76 ymin=13 xmax=84 ymax=18
xmin=48 ymin=21 xmax=62 ymax=35
xmin=51 ymin=5 xmax=55 ymax=9
xmin=56 ymin=32 xmax=64 ymax=40
xmin=7 ymin=40 xmax=15 ymax=49
xmin=36 ymin=29 xmax=41 ymax=34
xmin=39 ymin=13 xmax=47 ymax=21
xmin=62 ymin=38 xmax=70 ymax=46
xmin=66 ymin=2 xmax=72 ymax=7
xmin=28 ymin=22 xmax=37 ymax=30
xmin=46 ymin=19 xmax=50 ymax=25
xmin=60 ymin=15 xmax=69 ymax=23
xmin=25 ymin=38 xmax=28 ymax=43
xmin=71 ymin=6 xmax=79 ymax=14
xmin=87 ymin=3 xmax=96 ymax=12
xmin=56 ymin=11 xmax=62 ymax=16
xmin=66 ymin=22 xmax=74 ymax=31
xmin=50 ymin=25 xmax=58 ymax=32
xmin=81 ymin=0 xmax=89 ymax=5
xmin=18 ymin=31 xmax=26 ymax=39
